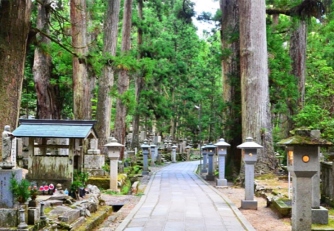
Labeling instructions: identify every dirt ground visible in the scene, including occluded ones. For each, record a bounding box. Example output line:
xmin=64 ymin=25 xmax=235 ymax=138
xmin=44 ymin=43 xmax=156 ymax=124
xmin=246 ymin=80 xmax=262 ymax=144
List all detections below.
xmin=96 ymin=166 xmax=292 ymax=231
xmin=215 ymin=185 xmax=292 ymax=231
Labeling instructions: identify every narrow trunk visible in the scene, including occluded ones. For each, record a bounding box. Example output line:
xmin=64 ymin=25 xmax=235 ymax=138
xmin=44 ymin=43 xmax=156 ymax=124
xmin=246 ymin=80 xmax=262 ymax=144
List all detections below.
xmin=33 ymin=0 xmax=61 ymax=119
xmin=131 ymin=0 xmax=144 ymax=150
xmin=70 ymin=0 xmax=91 ymax=119
xmin=290 ymin=21 xmax=306 ymax=109
xmin=96 ymin=0 xmax=120 ymax=152
xmin=220 ymin=0 xmax=242 ymax=178
xmin=115 ymin=0 xmax=133 ymax=159
xmin=0 ymin=0 xmax=32 ymax=148
xmin=239 ymin=0 xmax=276 ymax=174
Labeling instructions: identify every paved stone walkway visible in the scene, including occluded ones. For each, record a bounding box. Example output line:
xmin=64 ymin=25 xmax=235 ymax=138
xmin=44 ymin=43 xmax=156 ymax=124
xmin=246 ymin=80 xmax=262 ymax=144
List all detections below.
xmin=116 ymin=161 xmax=255 ymax=231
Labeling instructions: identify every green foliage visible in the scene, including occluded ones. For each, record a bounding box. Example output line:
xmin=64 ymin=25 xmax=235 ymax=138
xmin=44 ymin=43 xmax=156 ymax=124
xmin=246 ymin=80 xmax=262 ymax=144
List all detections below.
xmin=71 ymin=170 xmax=89 ymax=191
xmin=10 ymin=174 xmax=31 ymax=204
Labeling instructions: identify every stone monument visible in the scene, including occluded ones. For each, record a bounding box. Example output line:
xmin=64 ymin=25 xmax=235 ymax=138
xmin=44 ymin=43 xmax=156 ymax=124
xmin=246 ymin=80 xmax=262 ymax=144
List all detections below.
xmin=1 ymin=125 xmax=15 ymax=169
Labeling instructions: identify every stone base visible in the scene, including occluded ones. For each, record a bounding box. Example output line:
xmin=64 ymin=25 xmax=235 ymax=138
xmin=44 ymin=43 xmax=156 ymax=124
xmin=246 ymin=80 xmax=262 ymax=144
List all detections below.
xmin=0 ymin=162 xmax=14 ymax=169
xmin=206 ymin=174 xmax=215 ymax=181
xmin=216 ymin=179 xmax=227 ymax=186
xmin=241 ymin=200 xmax=258 ymax=210
xmin=85 ymin=169 xmax=105 ymax=176
xmin=312 ymin=206 xmax=328 ymax=224
xmin=142 ymin=170 xmax=149 ymax=175
xmin=0 ymin=208 xmax=18 ymax=227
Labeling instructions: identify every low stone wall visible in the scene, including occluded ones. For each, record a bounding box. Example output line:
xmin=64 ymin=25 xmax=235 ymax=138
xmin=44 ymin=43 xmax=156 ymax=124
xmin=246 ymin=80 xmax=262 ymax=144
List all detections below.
xmin=320 ymin=161 xmax=334 ymax=206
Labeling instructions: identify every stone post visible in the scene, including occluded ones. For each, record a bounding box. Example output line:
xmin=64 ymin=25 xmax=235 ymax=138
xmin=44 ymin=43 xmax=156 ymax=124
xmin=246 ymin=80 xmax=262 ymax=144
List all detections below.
xmin=17 ymin=207 xmax=28 ymax=230
xmin=171 ymin=145 xmax=177 ymax=163
xmin=201 ymin=145 xmax=207 ymax=173
xmin=104 ymin=137 xmax=124 ymax=192
xmin=205 ymin=143 xmax=216 ymax=181
xmin=185 ymin=145 xmax=191 ymax=161
xmin=237 ymin=137 xmax=263 ymax=210
xmin=214 ymin=138 xmax=231 ymax=186
xmin=141 ymin=141 xmax=150 ymax=175
xmin=150 ymin=144 xmax=156 ymax=166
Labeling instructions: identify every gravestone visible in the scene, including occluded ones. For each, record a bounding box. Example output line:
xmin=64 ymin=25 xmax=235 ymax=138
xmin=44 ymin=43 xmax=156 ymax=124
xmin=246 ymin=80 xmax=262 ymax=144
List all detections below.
xmin=84 ymin=139 xmax=105 ymax=176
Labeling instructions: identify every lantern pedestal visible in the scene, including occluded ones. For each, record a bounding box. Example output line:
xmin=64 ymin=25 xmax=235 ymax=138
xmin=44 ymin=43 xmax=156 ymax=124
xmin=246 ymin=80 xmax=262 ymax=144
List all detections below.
xmin=201 ymin=152 xmax=207 ymax=173
xmin=241 ymin=160 xmax=257 ymax=210
xmin=109 ymin=157 xmax=119 ymax=192
xmin=206 ymin=153 xmax=215 ymax=181
xmin=142 ymin=152 xmax=149 ymax=175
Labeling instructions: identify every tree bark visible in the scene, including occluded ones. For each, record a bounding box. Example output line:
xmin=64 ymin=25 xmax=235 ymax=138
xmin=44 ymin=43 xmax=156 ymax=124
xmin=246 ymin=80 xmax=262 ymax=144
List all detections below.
xmin=70 ymin=0 xmax=91 ymax=119
xmin=33 ymin=0 xmax=61 ymax=119
xmin=96 ymin=0 xmax=120 ymax=153
xmin=131 ymin=0 xmax=144 ymax=150
xmin=239 ymin=0 xmax=276 ymax=173
xmin=220 ymin=0 xmax=242 ymax=178
xmin=115 ymin=0 xmax=133 ymax=159
xmin=290 ymin=21 xmax=306 ymax=109
xmin=0 ymin=0 xmax=32 ymax=149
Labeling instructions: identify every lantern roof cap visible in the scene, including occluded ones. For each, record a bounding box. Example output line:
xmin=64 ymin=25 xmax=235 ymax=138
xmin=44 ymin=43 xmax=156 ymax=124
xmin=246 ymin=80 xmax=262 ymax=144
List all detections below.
xmin=214 ymin=138 xmax=231 ymax=147
xmin=277 ymin=129 xmax=332 ymax=146
xmin=141 ymin=140 xmax=150 ymax=149
xmin=104 ymin=136 xmax=124 ymax=147
xmin=205 ymin=143 xmax=216 ymax=149
xmin=237 ymin=137 xmax=263 ymax=149
xmin=172 ymin=144 xmax=177 ymax=148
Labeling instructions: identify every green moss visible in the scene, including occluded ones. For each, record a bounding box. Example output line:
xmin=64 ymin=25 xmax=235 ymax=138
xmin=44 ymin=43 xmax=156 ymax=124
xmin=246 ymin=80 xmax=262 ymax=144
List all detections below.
xmin=255 ymin=173 xmax=276 ymax=180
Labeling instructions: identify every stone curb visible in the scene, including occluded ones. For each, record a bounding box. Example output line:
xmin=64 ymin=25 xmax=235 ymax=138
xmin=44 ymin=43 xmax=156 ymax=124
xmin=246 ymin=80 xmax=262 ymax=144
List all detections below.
xmin=196 ymin=173 xmax=256 ymax=231
xmin=115 ymin=173 xmax=154 ymax=231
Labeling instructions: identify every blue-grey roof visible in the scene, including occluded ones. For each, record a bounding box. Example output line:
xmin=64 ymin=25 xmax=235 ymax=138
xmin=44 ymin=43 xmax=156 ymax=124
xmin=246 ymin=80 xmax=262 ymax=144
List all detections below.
xmin=12 ymin=119 xmax=97 ymax=139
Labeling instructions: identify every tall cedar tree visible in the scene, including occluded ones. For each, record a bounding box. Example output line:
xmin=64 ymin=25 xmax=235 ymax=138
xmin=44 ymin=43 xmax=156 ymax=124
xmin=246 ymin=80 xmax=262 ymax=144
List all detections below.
xmin=115 ymin=0 xmax=133 ymax=159
xmin=0 ymin=1 xmax=32 ymax=153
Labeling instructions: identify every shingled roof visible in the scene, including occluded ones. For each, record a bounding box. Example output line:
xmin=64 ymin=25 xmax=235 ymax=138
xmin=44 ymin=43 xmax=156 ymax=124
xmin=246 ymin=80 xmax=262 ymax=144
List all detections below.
xmin=12 ymin=119 xmax=98 ymax=139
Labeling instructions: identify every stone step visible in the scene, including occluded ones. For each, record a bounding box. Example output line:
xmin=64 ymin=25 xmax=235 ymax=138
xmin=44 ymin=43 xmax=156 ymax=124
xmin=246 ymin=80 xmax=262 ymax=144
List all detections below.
xmin=48 ymin=206 xmax=80 ymax=224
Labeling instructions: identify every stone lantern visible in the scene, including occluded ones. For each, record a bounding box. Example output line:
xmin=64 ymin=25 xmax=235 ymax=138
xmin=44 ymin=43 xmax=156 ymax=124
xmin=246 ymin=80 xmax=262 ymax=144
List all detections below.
xmin=237 ymin=137 xmax=263 ymax=209
xmin=205 ymin=143 xmax=216 ymax=181
xmin=277 ymin=129 xmax=332 ymax=230
xmin=141 ymin=141 xmax=150 ymax=175
xmin=214 ymin=138 xmax=231 ymax=186
xmin=171 ymin=144 xmax=177 ymax=163
xmin=104 ymin=137 xmax=124 ymax=191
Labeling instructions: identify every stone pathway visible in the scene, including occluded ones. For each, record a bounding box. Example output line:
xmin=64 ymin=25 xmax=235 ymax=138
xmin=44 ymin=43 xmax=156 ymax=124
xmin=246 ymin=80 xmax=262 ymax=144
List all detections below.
xmin=116 ymin=161 xmax=255 ymax=231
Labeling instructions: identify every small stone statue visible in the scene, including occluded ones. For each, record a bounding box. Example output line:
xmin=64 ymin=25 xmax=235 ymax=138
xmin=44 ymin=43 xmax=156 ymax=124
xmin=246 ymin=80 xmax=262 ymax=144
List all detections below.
xmin=2 ymin=125 xmax=13 ymax=163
